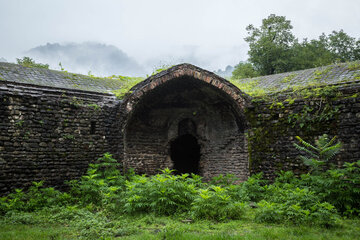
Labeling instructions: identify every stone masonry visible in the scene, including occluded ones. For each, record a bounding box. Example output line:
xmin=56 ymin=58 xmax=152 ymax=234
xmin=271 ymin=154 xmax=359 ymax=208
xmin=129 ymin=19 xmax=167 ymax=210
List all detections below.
xmin=0 ymin=62 xmax=359 ymax=194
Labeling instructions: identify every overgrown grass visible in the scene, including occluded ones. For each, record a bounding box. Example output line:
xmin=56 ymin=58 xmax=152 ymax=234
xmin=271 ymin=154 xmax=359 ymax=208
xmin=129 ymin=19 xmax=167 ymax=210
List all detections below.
xmin=1 ymin=212 xmax=359 ymax=240
xmin=1 ymin=141 xmax=360 ymax=239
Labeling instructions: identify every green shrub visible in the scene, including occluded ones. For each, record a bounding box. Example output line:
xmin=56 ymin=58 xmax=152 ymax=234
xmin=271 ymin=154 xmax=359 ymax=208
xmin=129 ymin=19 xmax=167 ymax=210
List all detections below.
xmin=0 ymin=181 xmax=71 ymax=213
xmin=2 ymin=211 xmax=44 ymax=224
xmin=264 ymin=184 xmax=320 ymax=210
xmin=256 ymin=178 xmax=340 ymax=226
xmin=299 ymin=160 xmax=360 ymax=216
xmin=123 ymin=169 xmax=198 ymax=215
xmin=238 ymin=173 xmax=266 ymax=202
xmin=309 ymin=202 xmax=339 ymax=227
xmin=255 ymin=200 xmax=284 ymax=223
xmin=191 ymin=186 xmax=248 ymax=221
xmin=210 ymin=173 xmax=239 ymax=186
xmin=255 ymin=199 xmax=338 ymax=226
xmin=16 ymin=56 xmax=49 ymax=69
xmin=68 ymin=153 xmax=124 ymax=208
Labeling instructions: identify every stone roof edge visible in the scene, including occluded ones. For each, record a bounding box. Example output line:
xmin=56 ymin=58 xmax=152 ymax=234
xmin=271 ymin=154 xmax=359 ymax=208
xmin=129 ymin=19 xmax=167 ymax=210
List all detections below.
xmin=239 ymin=61 xmax=360 ymax=82
xmin=255 ymin=79 xmax=360 ymax=103
xmin=0 ymin=79 xmax=118 ymax=102
xmin=0 ymin=62 xmax=108 ymax=81
xmin=128 ymin=63 xmax=251 ymax=100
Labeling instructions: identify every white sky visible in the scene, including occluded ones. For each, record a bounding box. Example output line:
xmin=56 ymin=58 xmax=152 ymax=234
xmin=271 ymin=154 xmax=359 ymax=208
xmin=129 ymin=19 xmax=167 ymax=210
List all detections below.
xmin=1 ymin=0 xmax=360 ymax=71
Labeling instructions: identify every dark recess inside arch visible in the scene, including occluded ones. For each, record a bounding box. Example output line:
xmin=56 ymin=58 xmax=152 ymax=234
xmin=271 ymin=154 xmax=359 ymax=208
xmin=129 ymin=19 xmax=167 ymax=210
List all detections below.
xmin=126 ymin=76 xmax=247 ymax=131
xmin=170 ymin=134 xmax=200 ymax=175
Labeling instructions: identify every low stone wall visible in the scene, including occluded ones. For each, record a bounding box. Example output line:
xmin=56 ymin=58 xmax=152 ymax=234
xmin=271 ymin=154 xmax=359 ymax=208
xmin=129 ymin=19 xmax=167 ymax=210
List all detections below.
xmin=1 ymin=77 xmax=359 ymax=194
xmin=0 ymin=81 xmax=122 ymax=194
xmin=246 ymin=82 xmax=360 ymax=179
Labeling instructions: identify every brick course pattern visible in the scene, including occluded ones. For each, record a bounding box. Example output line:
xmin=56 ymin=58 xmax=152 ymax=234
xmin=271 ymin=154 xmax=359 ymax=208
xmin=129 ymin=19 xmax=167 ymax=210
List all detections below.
xmin=0 ymin=63 xmax=360 ymax=194
xmin=0 ymin=81 xmax=122 ymax=194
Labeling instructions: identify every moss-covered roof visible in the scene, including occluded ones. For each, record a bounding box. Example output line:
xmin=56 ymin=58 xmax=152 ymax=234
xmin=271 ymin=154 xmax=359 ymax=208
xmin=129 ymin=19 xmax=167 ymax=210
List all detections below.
xmin=1 ymin=61 xmax=360 ymax=98
xmin=0 ymin=62 xmax=132 ymax=93
xmin=231 ymin=61 xmax=360 ymax=96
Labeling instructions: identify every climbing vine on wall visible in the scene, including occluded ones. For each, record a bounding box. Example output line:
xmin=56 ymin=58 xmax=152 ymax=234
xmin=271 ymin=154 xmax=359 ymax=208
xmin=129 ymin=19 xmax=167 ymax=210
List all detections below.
xmin=287 ymin=103 xmax=340 ymax=131
xmin=244 ymin=83 xmax=357 ymax=175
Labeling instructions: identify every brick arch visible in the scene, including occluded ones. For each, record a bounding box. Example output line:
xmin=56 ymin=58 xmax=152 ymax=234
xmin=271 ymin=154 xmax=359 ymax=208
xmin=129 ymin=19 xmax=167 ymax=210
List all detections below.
xmin=121 ymin=63 xmax=252 ymax=180
xmin=123 ymin=63 xmax=251 ymax=118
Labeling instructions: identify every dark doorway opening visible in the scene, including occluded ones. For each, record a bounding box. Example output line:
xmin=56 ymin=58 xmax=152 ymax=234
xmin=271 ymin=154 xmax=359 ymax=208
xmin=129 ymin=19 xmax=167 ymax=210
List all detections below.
xmin=170 ymin=134 xmax=200 ymax=174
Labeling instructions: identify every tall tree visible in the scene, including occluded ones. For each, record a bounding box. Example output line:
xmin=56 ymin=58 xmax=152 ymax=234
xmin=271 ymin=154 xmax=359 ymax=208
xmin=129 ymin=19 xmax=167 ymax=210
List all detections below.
xmin=327 ymin=30 xmax=360 ymax=62
xmin=291 ymin=35 xmax=333 ymax=69
xmin=245 ymin=14 xmax=296 ymax=75
xmin=231 ymin=62 xmax=259 ymax=79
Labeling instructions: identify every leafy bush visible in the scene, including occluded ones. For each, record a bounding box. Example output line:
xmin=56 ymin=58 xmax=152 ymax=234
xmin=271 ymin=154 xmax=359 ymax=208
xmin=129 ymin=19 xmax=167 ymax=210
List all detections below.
xmin=123 ymin=169 xmax=199 ymax=215
xmin=0 ymin=148 xmax=355 ymax=229
xmin=237 ymin=173 xmax=266 ymax=202
xmin=254 ymin=175 xmax=340 ymax=226
xmin=264 ymin=184 xmax=320 ymax=210
xmin=309 ymin=202 xmax=339 ymax=227
xmin=210 ymin=173 xmax=239 ymax=186
xmin=68 ymin=153 xmax=124 ymax=209
xmin=0 ymin=181 xmax=71 ymax=213
xmin=2 ymin=211 xmax=44 ymax=224
xmin=255 ymin=199 xmax=339 ymax=226
xmin=16 ymin=56 xmax=49 ymax=69
xmin=299 ymin=161 xmax=360 ymax=216
xmin=255 ymin=200 xmax=284 ymax=223
xmin=191 ymin=186 xmax=248 ymax=221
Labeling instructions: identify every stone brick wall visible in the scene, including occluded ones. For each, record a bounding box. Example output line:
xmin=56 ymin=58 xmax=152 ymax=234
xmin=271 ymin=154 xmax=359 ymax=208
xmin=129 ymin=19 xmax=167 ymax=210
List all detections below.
xmin=123 ymin=75 xmax=249 ymax=181
xmin=246 ymin=82 xmax=360 ymax=179
xmin=0 ymin=81 xmax=122 ymax=194
xmin=1 ymin=64 xmax=359 ymax=194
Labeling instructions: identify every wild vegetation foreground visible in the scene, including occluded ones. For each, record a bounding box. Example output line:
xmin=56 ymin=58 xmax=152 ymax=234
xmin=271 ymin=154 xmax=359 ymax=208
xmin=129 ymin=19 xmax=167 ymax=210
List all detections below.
xmin=1 ymin=136 xmax=359 ymax=239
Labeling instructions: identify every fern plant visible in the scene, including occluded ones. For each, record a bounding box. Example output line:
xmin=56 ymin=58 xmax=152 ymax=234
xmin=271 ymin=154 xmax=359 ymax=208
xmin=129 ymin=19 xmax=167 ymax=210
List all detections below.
xmin=294 ymin=134 xmax=342 ymax=173
xmin=123 ymin=168 xmax=198 ymax=215
xmin=191 ymin=186 xmax=247 ymax=221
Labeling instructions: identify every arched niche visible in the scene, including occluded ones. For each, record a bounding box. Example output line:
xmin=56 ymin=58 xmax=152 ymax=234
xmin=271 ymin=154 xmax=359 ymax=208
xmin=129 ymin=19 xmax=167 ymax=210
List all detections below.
xmin=122 ymin=64 xmax=250 ymax=180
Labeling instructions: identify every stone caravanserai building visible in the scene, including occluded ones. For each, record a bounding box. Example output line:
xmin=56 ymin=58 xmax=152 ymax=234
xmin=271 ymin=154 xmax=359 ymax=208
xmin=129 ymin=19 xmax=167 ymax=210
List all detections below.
xmin=0 ymin=62 xmax=360 ymax=193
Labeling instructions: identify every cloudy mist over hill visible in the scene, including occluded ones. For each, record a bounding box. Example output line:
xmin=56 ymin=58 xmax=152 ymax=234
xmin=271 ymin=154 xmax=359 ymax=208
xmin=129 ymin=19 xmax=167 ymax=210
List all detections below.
xmin=26 ymin=42 xmax=146 ymax=77
xmin=24 ymin=42 xmax=244 ymax=77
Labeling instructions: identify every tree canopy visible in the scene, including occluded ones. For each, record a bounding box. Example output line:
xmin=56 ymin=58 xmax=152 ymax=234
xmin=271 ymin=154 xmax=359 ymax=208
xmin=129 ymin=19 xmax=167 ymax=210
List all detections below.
xmin=232 ymin=14 xmax=360 ymax=79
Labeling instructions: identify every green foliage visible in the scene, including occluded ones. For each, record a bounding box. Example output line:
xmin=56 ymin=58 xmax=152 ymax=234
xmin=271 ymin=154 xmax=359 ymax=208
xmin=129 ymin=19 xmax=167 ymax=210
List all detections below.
xmin=255 ymin=200 xmax=285 ymax=223
xmin=0 ymin=181 xmax=71 ymax=214
xmin=255 ymin=180 xmax=339 ymax=226
xmin=14 ymin=120 xmax=24 ymax=127
xmin=123 ymin=169 xmax=199 ymax=215
xmin=245 ymin=14 xmax=296 ymax=75
xmin=255 ymin=199 xmax=339 ymax=227
xmin=347 ymin=61 xmax=360 ymax=71
xmin=87 ymin=103 xmax=100 ymax=110
xmin=231 ymin=62 xmax=259 ymax=79
xmin=229 ymin=78 xmax=267 ymax=97
xmin=62 ymin=134 xmax=75 ymax=140
xmin=191 ymin=186 xmax=247 ymax=221
xmin=243 ymin=15 xmax=360 ymax=77
xmin=287 ymin=103 xmax=339 ymax=131
xmin=291 ymin=36 xmax=333 ymax=69
xmin=299 ymin=161 xmax=360 ymax=216
xmin=16 ymin=57 xmax=49 ymax=69
xmin=1 ymin=149 xmax=359 ymax=236
xmin=210 ymin=173 xmax=238 ymax=186
xmin=237 ymin=173 xmax=266 ymax=202
xmin=111 ymin=77 xmax=143 ymax=99
xmin=328 ymin=30 xmax=360 ymax=62
xmin=67 ymin=153 xmax=124 ymax=209
xmin=294 ymin=134 xmax=342 ymax=173
xmin=112 ymin=65 xmax=171 ymax=99
xmin=149 ymin=64 xmax=173 ymax=76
